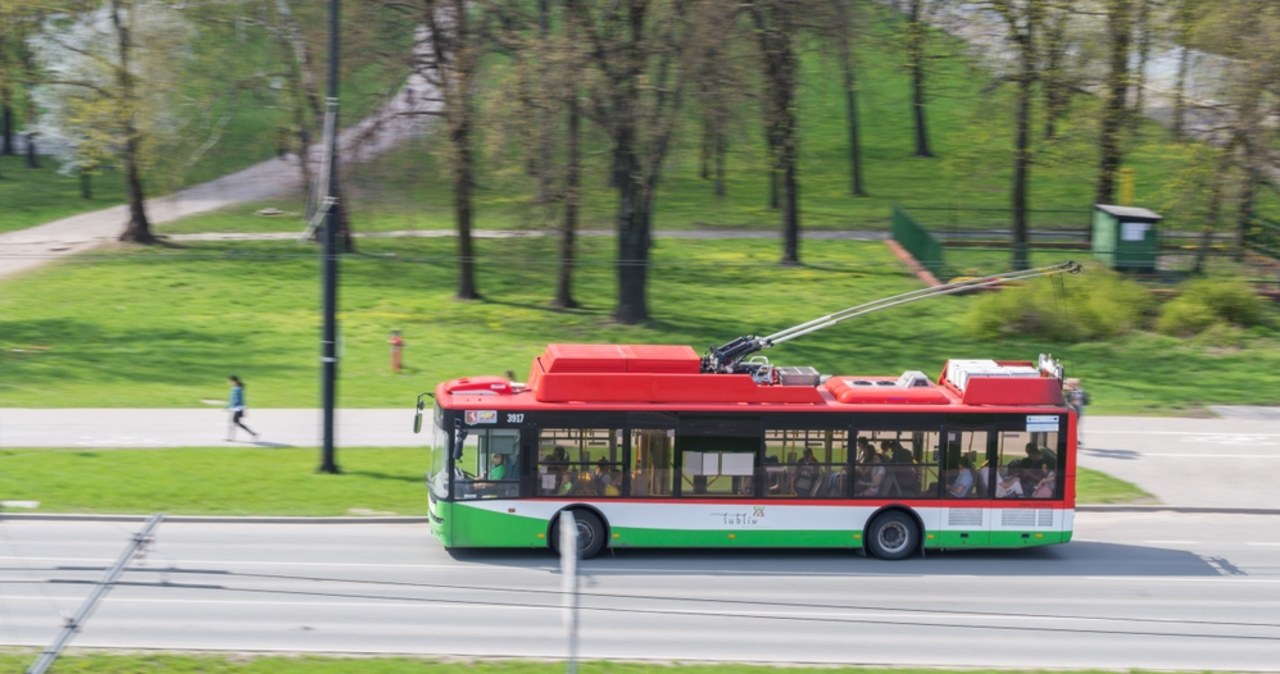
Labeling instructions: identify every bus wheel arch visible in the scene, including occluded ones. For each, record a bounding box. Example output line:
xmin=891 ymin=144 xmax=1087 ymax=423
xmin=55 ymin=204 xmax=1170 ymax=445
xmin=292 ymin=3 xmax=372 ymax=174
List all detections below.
xmin=864 ymin=507 xmax=922 ymax=560
xmin=548 ymin=505 xmax=609 ymax=560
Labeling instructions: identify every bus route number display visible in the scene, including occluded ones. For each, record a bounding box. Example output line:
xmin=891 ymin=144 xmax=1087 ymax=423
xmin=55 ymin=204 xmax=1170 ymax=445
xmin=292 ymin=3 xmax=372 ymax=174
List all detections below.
xmin=1025 ymin=415 xmax=1060 ymax=432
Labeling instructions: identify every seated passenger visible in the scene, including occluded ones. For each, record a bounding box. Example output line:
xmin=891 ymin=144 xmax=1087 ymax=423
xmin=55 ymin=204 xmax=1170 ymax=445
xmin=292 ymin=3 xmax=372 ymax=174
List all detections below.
xmin=1032 ymin=461 xmax=1056 ymax=498
xmin=946 ymin=457 xmax=975 ymax=498
xmin=594 ymin=458 xmax=619 ymax=496
xmin=980 ymin=461 xmax=1024 ymax=498
xmin=794 ymin=448 xmax=822 ymax=497
xmin=855 ymin=453 xmax=886 ymax=497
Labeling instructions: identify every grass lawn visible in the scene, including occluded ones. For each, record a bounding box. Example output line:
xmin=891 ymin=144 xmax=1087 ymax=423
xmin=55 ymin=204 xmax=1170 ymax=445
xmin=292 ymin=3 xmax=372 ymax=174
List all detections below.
xmin=2 ymin=237 xmax=1278 ymax=414
xmin=0 ymin=156 xmax=129 ymax=235
xmin=0 ymin=654 xmax=1184 ymax=674
xmin=0 ymin=443 xmax=1152 ymax=515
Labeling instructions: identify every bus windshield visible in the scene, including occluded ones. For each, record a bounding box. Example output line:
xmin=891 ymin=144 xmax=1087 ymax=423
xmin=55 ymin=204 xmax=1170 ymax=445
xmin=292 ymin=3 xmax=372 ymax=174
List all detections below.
xmin=426 ymin=404 xmax=449 ymax=500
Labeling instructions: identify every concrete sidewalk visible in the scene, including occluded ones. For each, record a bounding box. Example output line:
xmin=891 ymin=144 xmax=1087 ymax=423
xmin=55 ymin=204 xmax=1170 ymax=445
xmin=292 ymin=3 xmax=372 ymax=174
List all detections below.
xmin=0 ymin=408 xmax=421 ymax=448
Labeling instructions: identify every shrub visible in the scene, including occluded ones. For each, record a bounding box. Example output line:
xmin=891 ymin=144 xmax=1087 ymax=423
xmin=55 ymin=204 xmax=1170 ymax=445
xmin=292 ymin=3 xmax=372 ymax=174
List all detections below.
xmin=964 ymin=264 xmax=1153 ymax=342
xmin=1156 ymin=278 xmax=1264 ymax=337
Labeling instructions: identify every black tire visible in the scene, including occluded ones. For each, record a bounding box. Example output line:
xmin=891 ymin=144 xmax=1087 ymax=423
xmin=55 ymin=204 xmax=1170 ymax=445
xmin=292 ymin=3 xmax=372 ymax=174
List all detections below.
xmin=549 ymin=509 xmax=607 ymax=560
xmin=865 ymin=511 xmax=919 ymax=560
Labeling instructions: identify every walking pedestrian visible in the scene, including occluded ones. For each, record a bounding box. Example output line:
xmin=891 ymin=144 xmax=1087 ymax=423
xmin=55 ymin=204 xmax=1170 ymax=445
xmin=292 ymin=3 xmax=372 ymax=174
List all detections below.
xmin=1064 ymin=378 xmax=1090 ymax=445
xmin=226 ymin=375 xmax=259 ymax=441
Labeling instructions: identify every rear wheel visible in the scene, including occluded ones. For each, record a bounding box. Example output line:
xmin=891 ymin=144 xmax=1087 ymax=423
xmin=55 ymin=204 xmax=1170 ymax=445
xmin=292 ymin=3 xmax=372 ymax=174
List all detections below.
xmin=865 ymin=511 xmax=918 ymax=560
xmin=549 ymin=509 xmax=607 ymax=559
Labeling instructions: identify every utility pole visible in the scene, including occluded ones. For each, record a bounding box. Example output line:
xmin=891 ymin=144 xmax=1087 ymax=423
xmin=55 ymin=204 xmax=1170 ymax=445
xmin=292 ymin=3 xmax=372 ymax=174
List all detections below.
xmin=319 ymin=0 xmax=341 ymax=474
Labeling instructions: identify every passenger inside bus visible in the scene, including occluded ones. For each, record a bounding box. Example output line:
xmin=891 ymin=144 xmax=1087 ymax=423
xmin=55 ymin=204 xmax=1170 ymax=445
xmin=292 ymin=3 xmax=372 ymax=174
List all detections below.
xmin=794 ymin=448 xmax=822 ymax=497
xmin=593 ymin=458 xmax=620 ymax=496
xmin=855 ymin=451 xmax=885 ymax=496
xmin=1032 ymin=460 xmax=1057 ymax=498
xmin=946 ymin=456 xmax=975 ymax=498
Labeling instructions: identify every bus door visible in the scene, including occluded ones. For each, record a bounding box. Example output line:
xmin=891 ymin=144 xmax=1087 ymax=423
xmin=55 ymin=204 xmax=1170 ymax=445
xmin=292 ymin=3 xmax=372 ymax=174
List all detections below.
xmin=941 ymin=421 xmax=996 ymax=547
xmin=675 ymin=415 xmax=762 ymax=498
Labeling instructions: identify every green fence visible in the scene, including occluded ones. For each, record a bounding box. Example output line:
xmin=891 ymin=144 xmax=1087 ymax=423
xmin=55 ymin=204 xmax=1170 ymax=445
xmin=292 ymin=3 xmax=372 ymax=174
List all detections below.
xmin=891 ymin=204 xmax=944 ymax=276
xmin=1248 ymin=218 xmax=1280 ymax=260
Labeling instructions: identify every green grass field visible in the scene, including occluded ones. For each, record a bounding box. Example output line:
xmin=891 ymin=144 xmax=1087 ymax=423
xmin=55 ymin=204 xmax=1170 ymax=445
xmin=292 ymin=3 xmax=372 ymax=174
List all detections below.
xmin=0 ymin=156 xmax=129 ymax=235
xmin=1 ymin=237 xmax=1277 ymax=413
xmin=0 ymin=446 xmax=1150 ymax=515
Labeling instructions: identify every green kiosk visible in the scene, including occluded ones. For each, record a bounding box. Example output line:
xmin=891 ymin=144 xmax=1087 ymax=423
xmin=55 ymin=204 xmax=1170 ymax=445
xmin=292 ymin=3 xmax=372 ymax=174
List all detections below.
xmin=1092 ymin=204 xmax=1162 ymax=273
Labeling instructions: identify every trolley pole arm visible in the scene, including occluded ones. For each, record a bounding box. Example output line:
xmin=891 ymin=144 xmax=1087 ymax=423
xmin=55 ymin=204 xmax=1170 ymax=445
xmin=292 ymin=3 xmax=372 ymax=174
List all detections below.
xmin=701 ymin=261 xmax=1081 ymax=374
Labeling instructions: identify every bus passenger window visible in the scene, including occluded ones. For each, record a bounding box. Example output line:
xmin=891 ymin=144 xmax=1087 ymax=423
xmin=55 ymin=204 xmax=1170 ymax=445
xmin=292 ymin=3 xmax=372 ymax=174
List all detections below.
xmin=765 ymin=429 xmax=849 ymax=499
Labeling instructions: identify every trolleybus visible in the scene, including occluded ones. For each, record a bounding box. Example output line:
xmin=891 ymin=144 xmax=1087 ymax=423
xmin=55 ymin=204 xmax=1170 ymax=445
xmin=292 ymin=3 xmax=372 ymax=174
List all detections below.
xmin=415 ymin=263 xmax=1081 ymax=559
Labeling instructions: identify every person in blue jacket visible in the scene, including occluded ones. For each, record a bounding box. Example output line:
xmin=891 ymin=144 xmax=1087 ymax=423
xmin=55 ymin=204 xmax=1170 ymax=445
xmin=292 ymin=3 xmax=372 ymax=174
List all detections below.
xmin=226 ymin=375 xmax=259 ymax=441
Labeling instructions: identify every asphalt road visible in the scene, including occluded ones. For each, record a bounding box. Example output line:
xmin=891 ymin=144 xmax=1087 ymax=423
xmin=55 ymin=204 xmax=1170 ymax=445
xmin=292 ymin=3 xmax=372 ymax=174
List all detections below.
xmin=3 ymin=408 xmax=1278 ymax=668
xmin=1 ymin=512 xmax=1278 ymax=670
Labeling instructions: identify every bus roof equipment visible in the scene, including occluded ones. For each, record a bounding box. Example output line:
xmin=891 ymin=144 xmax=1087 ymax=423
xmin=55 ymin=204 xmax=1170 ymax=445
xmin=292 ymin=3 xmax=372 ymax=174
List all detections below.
xmin=700 ymin=261 xmax=1082 ymax=378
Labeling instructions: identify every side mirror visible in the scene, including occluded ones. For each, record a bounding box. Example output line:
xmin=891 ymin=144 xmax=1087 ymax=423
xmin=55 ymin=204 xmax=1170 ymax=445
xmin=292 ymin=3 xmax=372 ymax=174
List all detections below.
xmin=453 ymin=418 xmax=468 ymax=460
xmin=412 ymin=393 xmax=431 ymax=435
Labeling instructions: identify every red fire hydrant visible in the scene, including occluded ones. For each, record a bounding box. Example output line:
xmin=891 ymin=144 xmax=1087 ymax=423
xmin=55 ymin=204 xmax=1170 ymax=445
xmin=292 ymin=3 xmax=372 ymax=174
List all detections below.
xmin=388 ymin=330 xmax=405 ymax=373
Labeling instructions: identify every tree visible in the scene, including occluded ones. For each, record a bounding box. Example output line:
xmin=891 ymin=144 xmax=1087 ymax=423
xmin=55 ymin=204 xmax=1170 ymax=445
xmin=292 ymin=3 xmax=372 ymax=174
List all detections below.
xmin=572 ymin=0 xmax=697 ymax=324
xmin=904 ymin=0 xmax=934 ymax=158
xmin=1093 ymin=0 xmax=1133 ymax=209
xmin=747 ymin=0 xmax=804 ymax=265
xmin=825 ymin=0 xmax=867 ymax=196
xmin=988 ymin=0 xmax=1044 ymax=271
xmin=1169 ymin=0 xmax=1197 ymax=138
xmin=1038 ymin=2 xmax=1072 ymax=139
xmin=405 ymin=0 xmax=489 ymax=300
xmin=29 ymin=0 xmax=193 ymax=242
xmin=266 ymin=0 xmax=355 ymax=252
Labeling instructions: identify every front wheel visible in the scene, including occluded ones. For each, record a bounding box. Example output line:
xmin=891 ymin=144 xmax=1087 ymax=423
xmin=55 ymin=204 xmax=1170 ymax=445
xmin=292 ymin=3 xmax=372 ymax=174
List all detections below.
xmin=549 ymin=509 xmax=607 ymax=560
xmin=865 ymin=511 xmax=919 ymax=560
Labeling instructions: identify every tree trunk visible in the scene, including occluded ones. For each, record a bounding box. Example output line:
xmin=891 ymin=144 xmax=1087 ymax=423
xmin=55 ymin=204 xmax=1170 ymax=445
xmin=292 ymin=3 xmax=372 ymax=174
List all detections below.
xmin=1011 ymin=65 xmax=1031 ymax=272
xmin=766 ymin=131 xmax=780 ymax=209
xmin=24 ymin=133 xmax=38 ymax=169
xmin=554 ymin=86 xmax=581 ymax=309
xmin=907 ymin=0 xmax=933 ymax=158
xmin=833 ymin=0 xmax=866 ymax=197
xmin=1 ymin=103 xmax=12 ymax=156
xmin=713 ymin=129 xmax=726 ymax=197
xmin=19 ymin=30 xmax=40 ymax=168
xmin=614 ymin=137 xmax=649 ymax=324
xmin=119 ymin=132 xmax=156 ymax=243
xmin=0 ymin=30 xmax=11 ymax=156
xmin=80 ymin=168 xmax=93 ymax=200
xmin=1234 ymin=169 xmax=1255 ymax=263
xmin=1094 ymin=0 xmax=1132 ymax=209
xmin=781 ymin=139 xmax=800 ymax=266
xmin=1194 ymin=143 xmax=1235 ymax=274
xmin=534 ymin=0 xmax=554 ymax=205
xmin=1130 ymin=0 xmax=1151 ymax=131
xmin=111 ymin=0 xmax=155 ymax=244
xmin=452 ymin=112 xmax=480 ymax=300
xmin=1041 ymin=9 xmax=1068 ymax=140
xmin=1172 ymin=44 xmax=1189 ymax=138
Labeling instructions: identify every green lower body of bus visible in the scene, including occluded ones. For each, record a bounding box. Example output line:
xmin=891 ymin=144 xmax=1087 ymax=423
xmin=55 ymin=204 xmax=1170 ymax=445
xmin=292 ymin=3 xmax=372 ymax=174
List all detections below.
xmin=429 ymin=499 xmax=1073 ymax=552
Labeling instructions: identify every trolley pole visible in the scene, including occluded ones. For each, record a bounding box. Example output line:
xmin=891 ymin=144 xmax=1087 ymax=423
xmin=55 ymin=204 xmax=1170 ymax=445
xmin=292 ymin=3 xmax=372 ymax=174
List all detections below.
xmin=27 ymin=514 xmax=163 ymax=674
xmin=318 ymin=0 xmax=341 ymax=474
xmin=559 ymin=511 xmax=579 ymax=674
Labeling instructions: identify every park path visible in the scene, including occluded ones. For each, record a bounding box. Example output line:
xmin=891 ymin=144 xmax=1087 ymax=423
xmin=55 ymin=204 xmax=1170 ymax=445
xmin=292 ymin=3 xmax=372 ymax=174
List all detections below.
xmin=0 ymin=51 xmax=439 ymax=282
